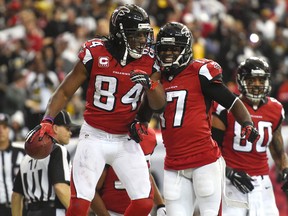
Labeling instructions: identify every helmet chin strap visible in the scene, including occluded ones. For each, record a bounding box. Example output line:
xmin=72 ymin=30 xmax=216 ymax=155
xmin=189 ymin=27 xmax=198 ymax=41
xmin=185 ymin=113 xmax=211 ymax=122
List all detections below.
xmin=121 ymin=48 xmax=128 ymax=66
xmin=119 ymin=24 xmax=142 ymax=65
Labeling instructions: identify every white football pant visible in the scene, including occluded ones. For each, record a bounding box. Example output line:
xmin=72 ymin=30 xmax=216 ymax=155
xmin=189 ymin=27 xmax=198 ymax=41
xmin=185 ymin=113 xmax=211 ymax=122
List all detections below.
xmin=223 ymin=175 xmax=279 ymax=216
xmin=164 ymin=157 xmax=224 ymax=216
xmin=72 ymin=121 xmax=151 ymax=201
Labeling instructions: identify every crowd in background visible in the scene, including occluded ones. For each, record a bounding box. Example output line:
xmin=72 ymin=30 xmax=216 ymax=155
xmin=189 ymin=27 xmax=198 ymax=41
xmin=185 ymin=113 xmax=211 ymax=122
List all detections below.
xmin=1 ymin=0 xmax=288 ymax=140
xmin=0 ymin=0 xmax=288 ymax=215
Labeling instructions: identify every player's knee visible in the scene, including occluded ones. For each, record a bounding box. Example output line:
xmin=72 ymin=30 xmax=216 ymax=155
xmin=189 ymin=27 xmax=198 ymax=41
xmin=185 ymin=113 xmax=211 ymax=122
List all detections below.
xmin=66 ymin=197 xmax=90 ymax=216
xmin=125 ymin=198 xmax=153 ymax=216
xmin=132 ymin=198 xmax=153 ymax=213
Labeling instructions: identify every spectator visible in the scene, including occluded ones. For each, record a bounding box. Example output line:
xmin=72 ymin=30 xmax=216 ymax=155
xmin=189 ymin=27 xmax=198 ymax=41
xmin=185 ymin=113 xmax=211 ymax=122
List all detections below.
xmin=19 ymin=9 xmax=44 ymax=53
xmin=255 ymin=8 xmax=276 ymax=41
xmin=55 ymin=24 xmax=89 ymax=73
xmin=75 ymin=6 xmax=97 ymax=37
xmin=272 ymin=73 xmax=288 ymax=122
xmin=25 ymin=52 xmax=59 ymax=130
xmin=10 ymin=111 xmax=29 ymax=142
xmin=3 ymin=69 xmax=28 ymax=116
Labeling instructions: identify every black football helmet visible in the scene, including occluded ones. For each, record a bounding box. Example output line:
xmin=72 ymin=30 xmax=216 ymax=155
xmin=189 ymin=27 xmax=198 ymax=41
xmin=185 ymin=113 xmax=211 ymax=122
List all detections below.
xmin=237 ymin=57 xmax=271 ymax=104
xmin=156 ymin=22 xmax=193 ymax=75
xmin=109 ymin=4 xmax=153 ymax=63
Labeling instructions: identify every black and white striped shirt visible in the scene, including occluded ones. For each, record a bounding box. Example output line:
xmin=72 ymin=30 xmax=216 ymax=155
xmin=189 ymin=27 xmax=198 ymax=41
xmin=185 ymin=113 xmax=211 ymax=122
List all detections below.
xmin=13 ymin=144 xmax=71 ymax=209
xmin=0 ymin=143 xmax=25 ymax=205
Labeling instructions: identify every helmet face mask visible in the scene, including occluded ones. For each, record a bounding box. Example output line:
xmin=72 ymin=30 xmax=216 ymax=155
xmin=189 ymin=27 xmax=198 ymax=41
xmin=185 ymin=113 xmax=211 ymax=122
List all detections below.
xmin=110 ymin=4 xmax=153 ymax=60
xmin=124 ymin=23 xmax=153 ymax=59
xmin=237 ymin=57 xmax=271 ymax=105
xmin=156 ymin=22 xmax=193 ymax=75
xmin=157 ymin=44 xmax=184 ymax=67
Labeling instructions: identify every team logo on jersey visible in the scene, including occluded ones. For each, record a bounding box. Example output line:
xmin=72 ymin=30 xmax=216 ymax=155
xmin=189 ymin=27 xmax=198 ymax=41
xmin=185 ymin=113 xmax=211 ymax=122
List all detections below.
xmin=98 ymin=57 xmax=109 ymax=67
xmin=212 ymin=62 xmax=221 ymax=70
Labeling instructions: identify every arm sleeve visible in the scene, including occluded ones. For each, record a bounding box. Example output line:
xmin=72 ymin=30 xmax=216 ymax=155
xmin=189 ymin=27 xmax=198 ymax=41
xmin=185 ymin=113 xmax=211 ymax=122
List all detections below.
xmin=12 ymin=170 xmax=24 ymax=195
xmin=211 ymin=127 xmax=225 ymax=147
xmin=212 ymin=103 xmax=228 ymax=147
xmin=200 ymin=75 xmax=237 ymax=110
xmin=48 ymin=145 xmax=70 ymax=185
xmin=136 ymin=95 xmax=154 ymax=122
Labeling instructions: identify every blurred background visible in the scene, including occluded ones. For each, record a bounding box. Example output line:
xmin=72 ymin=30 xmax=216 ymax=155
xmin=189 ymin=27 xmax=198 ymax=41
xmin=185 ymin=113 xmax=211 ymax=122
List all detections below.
xmin=1 ymin=0 xmax=288 ymax=215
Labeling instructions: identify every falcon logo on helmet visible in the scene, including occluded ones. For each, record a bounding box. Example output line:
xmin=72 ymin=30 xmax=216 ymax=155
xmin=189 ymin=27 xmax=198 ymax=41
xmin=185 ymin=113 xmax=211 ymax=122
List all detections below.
xmin=111 ymin=6 xmax=130 ymax=26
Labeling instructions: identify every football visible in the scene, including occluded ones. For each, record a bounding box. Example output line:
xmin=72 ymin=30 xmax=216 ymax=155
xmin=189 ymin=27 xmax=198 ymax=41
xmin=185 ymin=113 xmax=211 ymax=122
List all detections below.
xmin=25 ymin=125 xmax=54 ymax=159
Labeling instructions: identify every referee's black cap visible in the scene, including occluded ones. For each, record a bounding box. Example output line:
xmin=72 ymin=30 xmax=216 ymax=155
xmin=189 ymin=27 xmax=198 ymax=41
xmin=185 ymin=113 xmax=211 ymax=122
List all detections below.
xmin=54 ymin=110 xmax=79 ymax=128
xmin=0 ymin=113 xmax=10 ymax=126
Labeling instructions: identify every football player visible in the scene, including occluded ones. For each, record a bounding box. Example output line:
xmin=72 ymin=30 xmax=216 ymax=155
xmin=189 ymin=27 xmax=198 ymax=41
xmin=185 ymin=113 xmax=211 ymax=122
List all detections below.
xmin=212 ymin=57 xmax=288 ymax=216
xmin=90 ymin=128 xmax=166 ymax=216
xmin=33 ymin=4 xmax=166 ymax=216
xmin=154 ymin=22 xmax=259 ymax=216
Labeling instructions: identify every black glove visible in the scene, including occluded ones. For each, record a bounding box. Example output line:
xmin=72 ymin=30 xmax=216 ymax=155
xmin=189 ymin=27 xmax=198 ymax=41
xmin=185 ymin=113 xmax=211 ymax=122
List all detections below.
xmin=226 ymin=168 xmax=254 ymax=194
xmin=241 ymin=121 xmax=260 ymax=143
xmin=281 ymin=168 xmax=288 ymax=193
xmin=128 ymin=121 xmax=148 ymax=143
xmin=130 ymin=69 xmax=158 ymax=90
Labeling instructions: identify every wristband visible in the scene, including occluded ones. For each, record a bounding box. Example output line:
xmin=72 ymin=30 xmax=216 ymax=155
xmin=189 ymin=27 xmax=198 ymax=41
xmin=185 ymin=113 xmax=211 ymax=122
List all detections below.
xmin=150 ymin=80 xmax=159 ymax=90
xmin=43 ymin=116 xmax=54 ymax=123
xmin=242 ymin=121 xmax=253 ymax=127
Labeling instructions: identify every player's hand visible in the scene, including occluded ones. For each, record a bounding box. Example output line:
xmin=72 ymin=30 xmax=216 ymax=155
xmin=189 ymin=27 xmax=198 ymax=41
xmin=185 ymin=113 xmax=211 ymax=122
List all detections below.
xmin=130 ymin=69 xmax=158 ymax=90
xmin=39 ymin=117 xmax=55 ymax=140
xmin=128 ymin=120 xmax=148 ymax=143
xmin=156 ymin=205 xmax=166 ymax=216
xmin=281 ymin=168 xmax=288 ymax=193
xmin=241 ymin=121 xmax=260 ymax=143
xmin=226 ymin=168 xmax=254 ymax=194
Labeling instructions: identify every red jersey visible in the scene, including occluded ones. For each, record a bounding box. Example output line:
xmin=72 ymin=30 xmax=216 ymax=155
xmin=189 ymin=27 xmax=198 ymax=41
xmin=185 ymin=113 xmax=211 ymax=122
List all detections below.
xmin=99 ymin=128 xmax=157 ymax=213
xmin=160 ymin=59 xmax=235 ymax=170
xmin=214 ymin=97 xmax=284 ymax=176
xmin=78 ymin=38 xmax=156 ymax=134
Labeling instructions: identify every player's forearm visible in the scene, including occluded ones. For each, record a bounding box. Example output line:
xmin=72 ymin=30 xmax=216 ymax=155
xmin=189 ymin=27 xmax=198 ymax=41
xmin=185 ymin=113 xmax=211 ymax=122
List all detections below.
xmin=150 ymin=174 xmax=165 ymax=207
xmin=44 ymin=89 xmax=71 ymax=118
xmin=146 ymin=83 xmax=166 ymax=112
xmin=44 ymin=62 xmax=87 ymax=118
xmin=11 ymin=192 xmax=23 ymax=216
xmin=230 ymin=99 xmax=253 ymax=126
xmin=136 ymin=96 xmax=154 ymax=122
xmin=280 ymin=153 xmax=288 ymax=171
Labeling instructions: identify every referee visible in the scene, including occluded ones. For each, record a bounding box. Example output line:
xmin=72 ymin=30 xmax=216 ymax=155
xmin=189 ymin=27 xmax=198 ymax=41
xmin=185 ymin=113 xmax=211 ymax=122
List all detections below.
xmin=0 ymin=113 xmax=25 ymax=216
xmin=11 ymin=110 xmax=78 ymax=216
